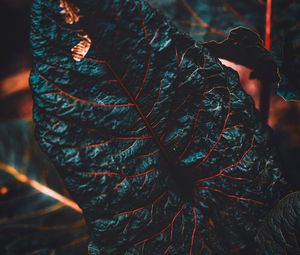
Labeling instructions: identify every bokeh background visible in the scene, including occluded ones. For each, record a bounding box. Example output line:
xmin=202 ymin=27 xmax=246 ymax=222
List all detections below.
xmin=0 ymin=0 xmax=299 ymax=254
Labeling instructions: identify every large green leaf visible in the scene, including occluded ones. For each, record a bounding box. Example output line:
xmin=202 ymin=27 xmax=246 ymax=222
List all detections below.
xmin=30 ymin=0 xmax=286 ymax=254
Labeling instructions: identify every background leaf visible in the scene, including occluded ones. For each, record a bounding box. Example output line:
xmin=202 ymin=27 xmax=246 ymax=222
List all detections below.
xmin=0 ymin=120 xmax=88 ymax=255
xmin=150 ymin=0 xmax=300 ymax=101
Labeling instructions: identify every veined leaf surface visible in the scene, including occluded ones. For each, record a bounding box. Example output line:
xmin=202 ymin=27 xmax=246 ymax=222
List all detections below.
xmin=30 ymin=0 xmax=286 ymax=254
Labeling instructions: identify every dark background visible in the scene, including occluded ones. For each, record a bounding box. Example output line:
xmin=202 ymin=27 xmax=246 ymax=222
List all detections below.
xmin=0 ymin=0 xmax=32 ymax=120
xmin=0 ymin=0 xmax=31 ymax=79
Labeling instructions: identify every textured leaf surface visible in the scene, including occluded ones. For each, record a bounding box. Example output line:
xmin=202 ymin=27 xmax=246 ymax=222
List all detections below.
xmin=0 ymin=120 xmax=88 ymax=255
xmin=256 ymin=192 xmax=300 ymax=255
xmin=151 ymin=0 xmax=300 ymax=101
xmin=30 ymin=0 xmax=286 ymax=254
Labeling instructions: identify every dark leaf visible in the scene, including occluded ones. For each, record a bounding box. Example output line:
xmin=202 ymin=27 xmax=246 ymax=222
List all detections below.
xmin=279 ymin=34 xmax=300 ymax=101
xmin=203 ymin=27 xmax=280 ymax=88
xmin=30 ymin=0 xmax=286 ymax=254
xmin=256 ymin=192 xmax=300 ymax=255
xmin=152 ymin=0 xmax=300 ymax=101
xmin=0 ymin=120 xmax=88 ymax=255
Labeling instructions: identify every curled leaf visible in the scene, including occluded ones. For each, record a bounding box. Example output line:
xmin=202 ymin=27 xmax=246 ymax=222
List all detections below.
xmin=203 ymin=27 xmax=280 ymax=87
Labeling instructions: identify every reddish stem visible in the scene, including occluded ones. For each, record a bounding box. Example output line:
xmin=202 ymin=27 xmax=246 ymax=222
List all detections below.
xmin=259 ymin=0 xmax=273 ymax=123
xmin=265 ymin=0 xmax=272 ymax=50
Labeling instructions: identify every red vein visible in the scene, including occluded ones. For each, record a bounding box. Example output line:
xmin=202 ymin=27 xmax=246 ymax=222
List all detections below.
xmin=180 ymin=0 xmax=225 ymax=37
xmin=113 ymin=168 xmax=157 ymax=191
xmin=195 ymin=138 xmax=254 ymax=183
xmin=219 ymin=174 xmax=254 ymax=181
xmin=86 ymin=167 xmax=156 ymax=179
xmin=114 ymin=191 xmax=167 ymax=218
xmin=39 ymin=74 xmax=134 ymax=108
xmin=194 ymin=87 xmax=232 ymax=169
xmin=134 ymin=148 xmax=160 ymax=160
xmin=164 ymin=206 xmax=186 ymax=255
xmin=224 ymin=124 xmax=243 ymax=131
xmin=173 ymin=95 xmax=192 ymax=114
xmin=146 ymin=79 xmax=164 ymax=118
xmin=122 ymin=216 xmax=133 ymax=234
xmin=177 ymin=55 xmax=207 ymax=160
xmin=136 ymin=205 xmax=185 ymax=247
xmin=178 ymin=46 xmax=194 ymax=68
xmin=175 ymin=45 xmax=180 ymax=66
xmin=85 ymin=171 xmax=120 ymax=177
xmin=179 ymin=107 xmax=204 ymax=160
xmin=71 ymin=136 xmax=152 ymax=150
xmin=190 ymin=207 xmax=197 ymax=255
xmin=195 ymin=186 xmax=264 ymax=205
xmin=170 ymin=56 xmax=206 ymax=157
xmin=135 ymin=4 xmax=152 ymax=100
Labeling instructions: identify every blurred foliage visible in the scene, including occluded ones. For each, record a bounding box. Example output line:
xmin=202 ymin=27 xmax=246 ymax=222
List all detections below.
xmin=0 ymin=120 xmax=88 ymax=254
